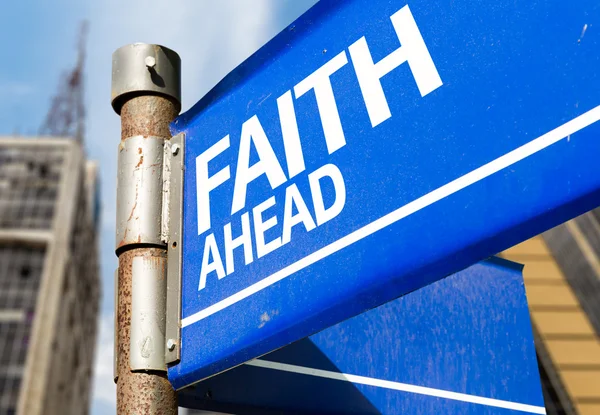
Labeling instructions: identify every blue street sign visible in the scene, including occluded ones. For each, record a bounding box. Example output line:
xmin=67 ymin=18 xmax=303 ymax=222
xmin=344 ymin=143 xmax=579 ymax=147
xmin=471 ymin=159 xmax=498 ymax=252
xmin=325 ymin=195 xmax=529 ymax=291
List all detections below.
xmin=179 ymin=258 xmax=546 ymax=414
xmin=168 ymin=0 xmax=600 ymax=388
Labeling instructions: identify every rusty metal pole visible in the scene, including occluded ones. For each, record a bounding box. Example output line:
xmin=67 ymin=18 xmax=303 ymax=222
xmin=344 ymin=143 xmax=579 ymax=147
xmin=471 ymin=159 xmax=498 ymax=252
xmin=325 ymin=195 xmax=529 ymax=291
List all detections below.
xmin=111 ymin=44 xmax=181 ymax=414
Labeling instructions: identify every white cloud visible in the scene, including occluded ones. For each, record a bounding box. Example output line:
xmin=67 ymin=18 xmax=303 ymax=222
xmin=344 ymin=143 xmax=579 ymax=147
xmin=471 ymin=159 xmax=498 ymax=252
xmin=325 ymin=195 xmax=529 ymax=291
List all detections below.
xmin=85 ymin=1 xmax=315 ymax=414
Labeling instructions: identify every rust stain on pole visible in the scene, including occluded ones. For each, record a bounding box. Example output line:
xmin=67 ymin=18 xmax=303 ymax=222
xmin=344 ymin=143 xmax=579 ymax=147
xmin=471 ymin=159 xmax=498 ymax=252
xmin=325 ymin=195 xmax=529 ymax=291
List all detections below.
xmin=113 ymin=43 xmax=181 ymax=414
xmin=116 ymin=94 xmax=178 ymax=414
xmin=117 ymin=248 xmax=176 ymax=414
xmin=121 ymin=96 xmax=178 ymax=141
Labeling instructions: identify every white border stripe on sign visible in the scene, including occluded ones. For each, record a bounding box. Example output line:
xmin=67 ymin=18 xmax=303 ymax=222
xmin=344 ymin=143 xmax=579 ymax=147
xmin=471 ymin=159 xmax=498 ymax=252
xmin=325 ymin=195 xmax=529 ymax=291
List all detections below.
xmin=247 ymin=359 xmax=547 ymax=414
xmin=182 ymin=105 xmax=600 ymax=328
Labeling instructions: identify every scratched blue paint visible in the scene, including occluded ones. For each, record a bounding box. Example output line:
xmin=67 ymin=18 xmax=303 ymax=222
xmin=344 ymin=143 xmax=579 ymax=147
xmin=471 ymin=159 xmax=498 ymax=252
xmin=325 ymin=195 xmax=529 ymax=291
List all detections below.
xmin=179 ymin=258 xmax=546 ymax=414
xmin=168 ymin=0 xmax=600 ymax=388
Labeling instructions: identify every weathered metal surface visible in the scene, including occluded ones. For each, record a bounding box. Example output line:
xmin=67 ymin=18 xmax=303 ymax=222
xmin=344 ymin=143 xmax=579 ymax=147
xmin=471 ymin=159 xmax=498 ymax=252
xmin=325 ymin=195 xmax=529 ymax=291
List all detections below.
xmin=116 ymin=135 xmax=166 ymax=249
xmin=117 ymin=249 xmax=177 ymax=414
xmin=165 ymin=133 xmax=184 ymax=364
xmin=114 ymin=268 xmax=119 ymax=382
xmin=113 ymin=49 xmax=180 ymax=413
xmin=121 ymin=96 xmax=178 ymax=141
xmin=112 ymin=44 xmax=181 ymax=114
xmin=130 ymin=256 xmax=168 ymax=371
xmin=161 ymin=141 xmax=172 ymax=245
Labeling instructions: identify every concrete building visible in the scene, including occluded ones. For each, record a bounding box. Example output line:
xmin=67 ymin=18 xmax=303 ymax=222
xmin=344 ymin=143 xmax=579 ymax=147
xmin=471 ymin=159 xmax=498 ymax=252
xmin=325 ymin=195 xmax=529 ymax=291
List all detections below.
xmin=0 ymin=137 xmax=101 ymax=415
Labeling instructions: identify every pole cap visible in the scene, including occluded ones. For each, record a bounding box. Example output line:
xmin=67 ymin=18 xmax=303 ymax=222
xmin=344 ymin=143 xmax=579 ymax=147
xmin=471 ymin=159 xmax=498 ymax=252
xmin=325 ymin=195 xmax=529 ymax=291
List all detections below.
xmin=111 ymin=43 xmax=181 ymax=114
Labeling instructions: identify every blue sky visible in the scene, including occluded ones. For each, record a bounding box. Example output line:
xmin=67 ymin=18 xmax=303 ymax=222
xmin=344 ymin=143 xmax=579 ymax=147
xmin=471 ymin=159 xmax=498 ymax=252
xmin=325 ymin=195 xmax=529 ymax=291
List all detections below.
xmin=0 ymin=1 xmax=317 ymax=413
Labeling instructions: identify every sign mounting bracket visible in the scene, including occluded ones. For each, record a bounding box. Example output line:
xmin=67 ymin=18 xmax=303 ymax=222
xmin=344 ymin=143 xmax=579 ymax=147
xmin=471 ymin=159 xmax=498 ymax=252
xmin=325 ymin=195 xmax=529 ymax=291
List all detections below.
xmin=164 ymin=133 xmax=185 ymax=365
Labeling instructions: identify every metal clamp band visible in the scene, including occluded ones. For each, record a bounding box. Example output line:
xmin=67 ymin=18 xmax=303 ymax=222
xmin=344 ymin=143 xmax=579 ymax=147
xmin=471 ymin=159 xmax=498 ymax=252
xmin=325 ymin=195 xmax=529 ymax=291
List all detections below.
xmin=116 ymin=135 xmax=166 ymax=250
xmin=130 ymin=256 xmax=168 ymax=371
